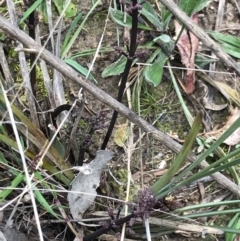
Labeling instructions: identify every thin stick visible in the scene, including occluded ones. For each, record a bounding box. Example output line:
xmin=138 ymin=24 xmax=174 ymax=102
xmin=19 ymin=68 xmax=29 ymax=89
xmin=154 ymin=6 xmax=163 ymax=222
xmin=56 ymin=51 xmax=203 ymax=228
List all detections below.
xmin=158 ymin=0 xmax=240 ymax=75
xmin=0 ymin=16 xmax=240 ymax=197
xmin=0 ymin=81 xmax=44 ymax=241
xmin=209 ymin=0 xmax=226 ymax=79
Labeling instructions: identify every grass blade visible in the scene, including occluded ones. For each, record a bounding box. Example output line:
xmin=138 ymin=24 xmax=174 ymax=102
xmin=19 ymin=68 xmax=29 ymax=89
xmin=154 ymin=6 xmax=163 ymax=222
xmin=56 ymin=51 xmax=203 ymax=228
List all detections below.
xmin=152 ymin=112 xmax=202 ymax=195
xmin=61 ymin=0 xmax=102 ymax=59
xmin=61 ymin=12 xmax=82 ymax=54
xmin=34 ymin=189 xmax=60 ymax=218
xmin=0 ymin=173 xmax=24 ymax=203
xmin=19 ymin=0 xmax=43 ymax=24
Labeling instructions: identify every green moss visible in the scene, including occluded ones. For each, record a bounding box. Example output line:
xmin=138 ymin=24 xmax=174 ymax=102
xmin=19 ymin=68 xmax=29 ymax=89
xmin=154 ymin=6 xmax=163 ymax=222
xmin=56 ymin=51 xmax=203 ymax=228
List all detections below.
xmin=36 ymin=65 xmax=48 ymax=97
xmin=108 ymin=168 xmax=140 ymax=201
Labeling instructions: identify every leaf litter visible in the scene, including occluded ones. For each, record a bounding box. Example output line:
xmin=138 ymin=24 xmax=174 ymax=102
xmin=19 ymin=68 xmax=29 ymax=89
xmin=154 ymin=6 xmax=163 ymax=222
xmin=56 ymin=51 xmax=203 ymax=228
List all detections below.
xmin=174 ymin=13 xmax=199 ymax=94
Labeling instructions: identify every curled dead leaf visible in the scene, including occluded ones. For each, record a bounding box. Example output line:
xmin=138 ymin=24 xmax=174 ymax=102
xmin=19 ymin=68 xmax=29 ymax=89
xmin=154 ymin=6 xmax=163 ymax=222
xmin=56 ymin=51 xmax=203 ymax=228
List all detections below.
xmin=209 ymin=106 xmax=240 ymax=145
xmin=174 ymin=13 xmax=199 ymax=94
xmin=202 ymin=97 xmax=228 ymax=111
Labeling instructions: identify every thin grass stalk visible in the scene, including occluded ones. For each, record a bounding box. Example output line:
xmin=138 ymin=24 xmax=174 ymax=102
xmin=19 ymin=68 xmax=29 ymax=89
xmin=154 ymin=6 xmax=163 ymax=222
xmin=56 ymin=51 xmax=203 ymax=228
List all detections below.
xmin=7 ymin=0 xmax=40 ymax=128
xmin=0 ymin=81 xmax=44 ymax=241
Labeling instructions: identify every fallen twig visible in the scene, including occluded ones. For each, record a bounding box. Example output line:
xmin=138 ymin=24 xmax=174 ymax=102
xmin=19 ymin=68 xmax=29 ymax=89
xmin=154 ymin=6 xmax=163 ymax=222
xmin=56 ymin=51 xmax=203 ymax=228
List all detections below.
xmin=159 ymin=0 xmax=240 ymax=75
xmin=0 ymin=15 xmax=239 ymax=197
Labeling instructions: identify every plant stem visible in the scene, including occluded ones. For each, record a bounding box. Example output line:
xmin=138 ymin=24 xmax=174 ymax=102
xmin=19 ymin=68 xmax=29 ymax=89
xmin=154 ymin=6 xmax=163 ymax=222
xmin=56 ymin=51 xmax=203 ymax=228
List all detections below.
xmin=101 ymin=0 xmax=139 ymax=149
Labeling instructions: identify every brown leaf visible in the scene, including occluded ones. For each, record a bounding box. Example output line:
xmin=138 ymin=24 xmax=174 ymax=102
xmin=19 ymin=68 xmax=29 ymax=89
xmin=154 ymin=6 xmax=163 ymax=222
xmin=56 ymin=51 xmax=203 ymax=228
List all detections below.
xmin=174 ymin=13 xmax=199 ymax=94
xmin=210 ymin=106 xmax=240 ymax=146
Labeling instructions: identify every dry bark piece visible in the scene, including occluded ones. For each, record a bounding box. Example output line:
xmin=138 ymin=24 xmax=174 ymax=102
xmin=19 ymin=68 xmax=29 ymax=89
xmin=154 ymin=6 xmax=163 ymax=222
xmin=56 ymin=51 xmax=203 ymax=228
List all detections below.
xmin=174 ymin=13 xmax=199 ymax=94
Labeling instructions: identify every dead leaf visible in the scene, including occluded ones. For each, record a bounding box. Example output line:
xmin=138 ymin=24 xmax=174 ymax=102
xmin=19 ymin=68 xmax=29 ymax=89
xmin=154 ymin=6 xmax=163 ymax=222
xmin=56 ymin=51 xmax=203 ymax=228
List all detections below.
xmin=214 ymin=81 xmax=240 ymax=107
xmin=67 ymin=150 xmax=114 ymax=220
xmin=202 ymin=97 xmax=228 ymax=111
xmin=114 ymin=125 xmax=129 ymax=147
xmin=212 ymin=106 xmax=240 ymax=145
xmin=174 ymin=13 xmax=199 ymax=94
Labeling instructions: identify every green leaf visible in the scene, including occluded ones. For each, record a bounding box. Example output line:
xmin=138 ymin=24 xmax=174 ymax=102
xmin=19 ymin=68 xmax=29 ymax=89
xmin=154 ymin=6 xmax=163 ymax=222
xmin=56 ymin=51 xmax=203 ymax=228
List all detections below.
xmin=226 ymin=214 xmax=240 ymax=241
xmin=195 ymin=53 xmax=217 ymax=68
xmin=161 ymin=5 xmax=173 ymax=30
xmin=19 ymin=0 xmax=43 ymax=24
xmin=62 ymin=12 xmax=82 ymax=54
xmin=209 ymin=32 xmax=240 ymax=48
xmin=109 ymin=8 xmax=152 ymax=30
xmin=209 ymin=32 xmax=240 ymax=58
xmin=221 ymin=44 xmax=240 ymax=58
xmin=49 ymin=130 xmax=65 ymax=158
xmin=152 ymin=112 xmax=202 ymax=195
xmin=162 ymin=0 xmax=210 ymax=29
xmin=64 ymin=59 xmax=97 ymax=83
xmin=144 ymin=58 xmax=167 ymax=86
xmin=102 ymin=55 xmax=138 ymax=78
xmin=153 ymin=34 xmax=175 ymax=53
xmin=65 ymin=3 xmax=77 ymax=18
xmin=0 ymin=94 xmax=74 ymax=181
xmin=179 ymin=0 xmax=211 ymax=16
xmin=53 ymin=0 xmax=77 ymax=18
xmin=144 ymin=34 xmax=174 ymax=86
xmin=0 ymin=133 xmax=70 ymax=185
xmin=0 ymin=173 xmax=24 ymax=203
xmin=0 ymin=152 xmax=7 ymax=164
xmin=159 ymin=116 xmax=240 ymax=197
xmin=140 ymin=2 xmax=163 ymax=30
xmin=38 ymin=1 xmax=48 ymax=23
xmin=61 ymin=0 xmax=102 ymax=59
xmin=34 ymin=189 xmax=60 ymax=218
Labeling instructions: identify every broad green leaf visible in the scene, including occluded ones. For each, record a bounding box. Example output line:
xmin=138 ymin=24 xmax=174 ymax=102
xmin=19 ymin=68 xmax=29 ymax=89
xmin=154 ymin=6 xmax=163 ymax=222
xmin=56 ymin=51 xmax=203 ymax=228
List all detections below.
xmin=153 ymin=34 xmax=175 ymax=54
xmin=162 ymin=0 xmax=210 ymax=29
xmin=179 ymin=0 xmax=211 ymax=16
xmin=62 ymin=12 xmax=82 ymax=53
xmin=64 ymin=59 xmax=97 ymax=83
xmin=34 ymin=189 xmax=59 ymax=218
xmin=101 ymin=55 xmax=138 ymax=78
xmin=19 ymin=0 xmax=43 ymax=24
xmin=209 ymin=32 xmax=240 ymax=58
xmin=144 ymin=36 xmax=172 ymax=87
xmin=53 ymin=0 xmax=77 ymax=18
xmin=209 ymin=32 xmax=240 ymax=48
xmin=144 ymin=58 xmax=167 ymax=86
xmin=195 ymin=53 xmax=217 ymax=68
xmin=0 ymin=173 xmax=24 ymax=203
xmin=152 ymin=112 xmax=202 ymax=195
xmin=109 ymin=8 xmax=152 ymax=30
xmin=140 ymin=2 xmax=163 ymax=30
xmin=65 ymin=3 xmax=77 ymax=18
xmin=221 ymin=44 xmax=240 ymax=58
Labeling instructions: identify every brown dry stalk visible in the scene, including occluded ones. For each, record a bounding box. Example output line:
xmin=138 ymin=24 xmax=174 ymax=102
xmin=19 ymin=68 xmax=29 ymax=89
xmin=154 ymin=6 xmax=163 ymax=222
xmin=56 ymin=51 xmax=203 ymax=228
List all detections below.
xmin=0 ymin=15 xmax=239 ymax=196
